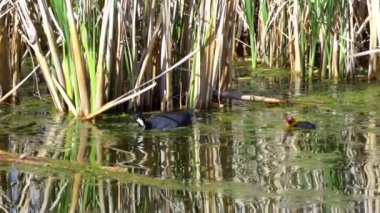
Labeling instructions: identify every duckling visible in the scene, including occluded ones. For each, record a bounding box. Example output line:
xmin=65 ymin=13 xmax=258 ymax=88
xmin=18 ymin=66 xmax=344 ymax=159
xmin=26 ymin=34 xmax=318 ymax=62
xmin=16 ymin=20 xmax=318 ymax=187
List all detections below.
xmin=284 ymin=116 xmax=316 ymax=129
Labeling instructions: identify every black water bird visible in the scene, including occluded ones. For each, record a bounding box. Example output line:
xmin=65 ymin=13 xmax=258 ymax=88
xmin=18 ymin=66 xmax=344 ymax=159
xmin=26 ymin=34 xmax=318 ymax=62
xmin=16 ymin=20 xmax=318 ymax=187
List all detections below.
xmin=284 ymin=116 xmax=316 ymax=130
xmin=134 ymin=111 xmax=192 ymax=130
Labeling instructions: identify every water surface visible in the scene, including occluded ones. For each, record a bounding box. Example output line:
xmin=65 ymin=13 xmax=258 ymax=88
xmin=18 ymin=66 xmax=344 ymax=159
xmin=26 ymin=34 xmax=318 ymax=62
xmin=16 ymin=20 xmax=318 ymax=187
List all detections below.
xmin=1 ymin=71 xmax=380 ymax=212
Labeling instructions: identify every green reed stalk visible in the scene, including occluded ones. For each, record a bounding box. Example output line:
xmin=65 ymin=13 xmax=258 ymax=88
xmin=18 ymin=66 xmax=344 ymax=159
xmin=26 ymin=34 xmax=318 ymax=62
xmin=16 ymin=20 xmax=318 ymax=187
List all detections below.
xmin=259 ymin=0 xmax=268 ymax=29
xmin=258 ymin=0 xmax=268 ymax=64
xmin=65 ymin=0 xmax=90 ymax=116
xmin=80 ymin=24 xmax=97 ymax=111
xmin=319 ymin=1 xmax=334 ymax=78
xmin=243 ymin=0 xmax=257 ymax=70
xmin=51 ymin=0 xmax=76 ymax=100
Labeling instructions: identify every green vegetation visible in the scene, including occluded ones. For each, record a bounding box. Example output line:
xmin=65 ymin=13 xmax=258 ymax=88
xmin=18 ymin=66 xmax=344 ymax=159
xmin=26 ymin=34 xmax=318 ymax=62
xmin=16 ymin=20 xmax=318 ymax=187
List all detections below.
xmin=0 ymin=1 xmax=379 ymax=118
xmin=2 ymin=1 xmax=380 ymax=211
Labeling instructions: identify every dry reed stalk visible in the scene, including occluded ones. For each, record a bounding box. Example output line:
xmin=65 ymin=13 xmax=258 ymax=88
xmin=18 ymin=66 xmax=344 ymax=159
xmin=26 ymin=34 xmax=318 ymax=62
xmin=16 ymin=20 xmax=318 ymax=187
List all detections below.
xmin=10 ymin=12 xmax=22 ymax=102
xmin=105 ymin=0 xmax=116 ymax=102
xmin=95 ymin=0 xmax=112 ymax=109
xmin=112 ymin=2 xmax=126 ymax=102
xmin=192 ymin=0 xmax=216 ymax=109
xmin=204 ymin=0 xmax=218 ymax=109
xmin=131 ymin=0 xmax=137 ymax=62
xmin=195 ymin=0 xmax=208 ymax=109
xmin=17 ymin=0 xmax=64 ymax=111
xmin=331 ymin=33 xmax=339 ymax=78
xmin=259 ymin=0 xmax=270 ymax=65
xmin=268 ymin=27 xmax=275 ymax=68
xmin=141 ymin=0 xmax=158 ymax=110
xmin=179 ymin=0 xmax=194 ymax=105
xmin=31 ymin=45 xmax=65 ymax=111
xmin=37 ymin=0 xmax=65 ymax=87
xmin=278 ymin=8 xmax=286 ymax=67
xmin=192 ymin=1 xmax=205 ymax=109
xmin=346 ymin=0 xmax=355 ymax=80
xmin=189 ymin=0 xmax=236 ymax=108
xmin=160 ymin=0 xmax=173 ymax=111
xmin=136 ymin=21 xmax=158 ymax=74
xmin=289 ymin=27 xmax=295 ymax=71
xmin=132 ymin=12 xmax=162 ymax=104
xmin=85 ymin=82 xmax=157 ymax=120
xmin=212 ymin=1 xmax=231 ymax=105
xmin=348 ymin=49 xmax=380 ymax=58
xmin=52 ymin=75 xmax=78 ymax=116
xmin=0 ymin=14 xmax=11 ymax=99
xmin=218 ymin=0 xmax=236 ymax=98
xmin=65 ymin=0 xmax=90 ymax=116
xmin=291 ymin=0 xmax=302 ymax=75
xmin=80 ymin=0 xmax=89 ymax=19
xmin=368 ymin=0 xmax=379 ymax=81
xmin=210 ymin=2 xmax=224 ymax=104
xmin=319 ymin=26 xmax=326 ymax=79
xmin=265 ymin=1 xmax=286 ymax=67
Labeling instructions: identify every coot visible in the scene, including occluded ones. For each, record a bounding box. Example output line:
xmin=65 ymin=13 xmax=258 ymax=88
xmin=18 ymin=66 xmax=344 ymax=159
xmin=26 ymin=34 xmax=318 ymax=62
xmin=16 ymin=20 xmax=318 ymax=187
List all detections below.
xmin=135 ymin=111 xmax=192 ymax=130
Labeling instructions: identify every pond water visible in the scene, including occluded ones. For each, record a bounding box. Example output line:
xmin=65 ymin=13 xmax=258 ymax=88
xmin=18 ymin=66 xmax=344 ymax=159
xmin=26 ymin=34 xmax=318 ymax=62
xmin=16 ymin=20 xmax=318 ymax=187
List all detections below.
xmin=1 ymin=69 xmax=380 ymax=212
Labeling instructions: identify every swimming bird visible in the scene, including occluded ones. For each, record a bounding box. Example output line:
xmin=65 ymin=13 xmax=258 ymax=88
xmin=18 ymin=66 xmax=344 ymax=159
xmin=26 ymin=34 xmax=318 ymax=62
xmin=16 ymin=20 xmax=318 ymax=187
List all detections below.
xmin=284 ymin=116 xmax=316 ymax=129
xmin=134 ymin=111 xmax=192 ymax=130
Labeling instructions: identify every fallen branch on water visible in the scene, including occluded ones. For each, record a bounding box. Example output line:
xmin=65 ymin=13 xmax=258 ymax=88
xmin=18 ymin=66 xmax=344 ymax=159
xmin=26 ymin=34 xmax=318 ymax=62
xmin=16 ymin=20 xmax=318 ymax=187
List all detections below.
xmin=215 ymin=91 xmax=287 ymax=104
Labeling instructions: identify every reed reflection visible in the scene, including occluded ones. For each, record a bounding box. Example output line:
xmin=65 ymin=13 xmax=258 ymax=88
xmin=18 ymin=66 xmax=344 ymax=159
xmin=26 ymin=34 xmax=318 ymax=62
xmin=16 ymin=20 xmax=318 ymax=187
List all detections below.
xmin=0 ymin=112 xmax=380 ymax=212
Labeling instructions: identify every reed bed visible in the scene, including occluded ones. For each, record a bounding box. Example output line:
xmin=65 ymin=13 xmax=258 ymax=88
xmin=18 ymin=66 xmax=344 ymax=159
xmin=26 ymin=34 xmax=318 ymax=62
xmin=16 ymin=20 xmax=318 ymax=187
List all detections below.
xmin=252 ymin=0 xmax=377 ymax=80
xmin=0 ymin=0 xmax=379 ymax=117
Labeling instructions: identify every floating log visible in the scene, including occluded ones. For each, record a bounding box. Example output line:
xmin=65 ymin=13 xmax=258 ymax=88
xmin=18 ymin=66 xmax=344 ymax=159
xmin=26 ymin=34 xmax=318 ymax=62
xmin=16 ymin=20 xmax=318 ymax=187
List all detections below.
xmin=214 ymin=91 xmax=287 ymax=104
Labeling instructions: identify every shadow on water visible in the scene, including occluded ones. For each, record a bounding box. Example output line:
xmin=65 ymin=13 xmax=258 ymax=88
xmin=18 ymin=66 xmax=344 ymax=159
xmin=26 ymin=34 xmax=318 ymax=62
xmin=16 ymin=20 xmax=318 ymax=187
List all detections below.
xmin=1 ymin=74 xmax=380 ymax=211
